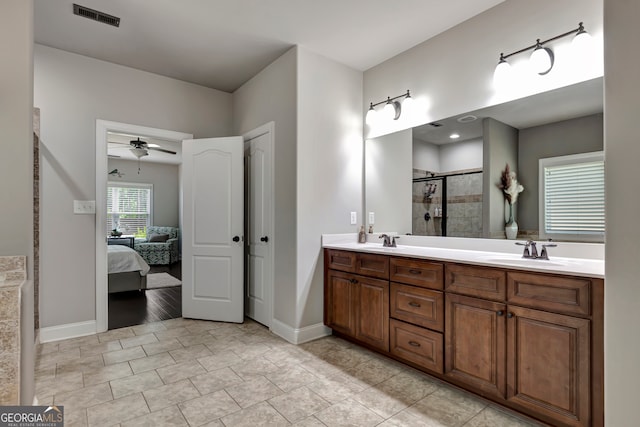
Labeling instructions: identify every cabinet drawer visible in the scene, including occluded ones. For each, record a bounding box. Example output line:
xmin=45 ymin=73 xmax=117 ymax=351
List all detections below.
xmin=390 ymin=258 xmax=443 ymax=290
xmin=390 ymin=319 xmax=443 ymax=374
xmin=327 ymin=250 xmax=356 ymax=273
xmin=507 ymin=272 xmax=591 ymax=317
xmin=356 ymin=253 xmax=389 ymax=279
xmin=445 ymin=263 xmax=506 ymax=301
xmin=391 ymin=283 xmax=444 ymax=331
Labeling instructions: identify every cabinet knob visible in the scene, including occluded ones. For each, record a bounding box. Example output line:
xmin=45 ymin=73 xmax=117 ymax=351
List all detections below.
xmin=232 ymin=235 xmax=240 ymax=242
xmin=408 ymin=301 xmax=421 ymax=308
xmin=349 ymin=278 xmax=358 ymax=284
xmin=408 ymin=269 xmax=422 ymax=275
xmin=408 ymin=341 xmax=421 ymax=347
xmin=497 ymin=310 xmax=504 ymax=316
xmin=260 ymin=236 xmax=269 ymax=242
xmin=507 ymin=312 xmax=514 ymax=318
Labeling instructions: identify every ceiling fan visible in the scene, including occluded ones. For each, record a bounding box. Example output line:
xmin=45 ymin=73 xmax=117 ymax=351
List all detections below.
xmin=108 ymin=136 xmax=177 ymax=158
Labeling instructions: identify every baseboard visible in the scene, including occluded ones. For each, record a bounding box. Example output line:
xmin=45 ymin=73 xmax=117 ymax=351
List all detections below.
xmin=39 ymin=320 xmax=97 ymax=343
xmin=270 ymin=319 xmax=331 ymax=345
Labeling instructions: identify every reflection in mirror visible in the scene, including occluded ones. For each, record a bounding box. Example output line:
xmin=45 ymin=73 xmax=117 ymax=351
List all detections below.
xmin=365 ymin=77 xmax=603 ymax=242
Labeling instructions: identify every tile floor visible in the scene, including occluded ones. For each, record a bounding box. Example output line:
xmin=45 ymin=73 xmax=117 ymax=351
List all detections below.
xmin=35 ymin=318 xmax=544 ymax=426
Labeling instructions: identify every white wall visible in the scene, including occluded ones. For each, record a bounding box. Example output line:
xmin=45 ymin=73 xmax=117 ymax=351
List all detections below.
xmin=232 ymin=48 xmax=298 ymax=328
xmin=366 ymin=129 xmax=412 ymax=234
xmin=364 ymin=0 xmax=603 ymax=139
xmin=297 ymin=47 xmax=363 ymax=328
xmin=439 ymin=138 xmax=483 ymax=172
xmin=34 ymin=45 xmax=233 ymax=328
xmin=413 ymin=138 xmax=440 ymax=173
xmin=107 ymin=159 xmax=180 ymax=228
xmin=603 ymin=0 xmax=640 ymax=424
xmin=0 ymin=1 xmax=33 ymax=266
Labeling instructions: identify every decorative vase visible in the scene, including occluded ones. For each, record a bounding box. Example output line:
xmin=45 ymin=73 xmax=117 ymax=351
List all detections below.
xmin=505 ymin=203 xmax=518 ymax=240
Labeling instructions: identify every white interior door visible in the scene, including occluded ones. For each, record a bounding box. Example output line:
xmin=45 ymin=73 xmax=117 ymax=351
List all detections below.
xmin=182 ymin=136 xmax=244 ymax=322
xmin=244 ymin=124 xmax=273 ymax=327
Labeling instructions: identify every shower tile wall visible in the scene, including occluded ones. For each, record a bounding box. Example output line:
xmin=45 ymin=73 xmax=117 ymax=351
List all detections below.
xmin=412 ymin=171 xmax=483 ymax=237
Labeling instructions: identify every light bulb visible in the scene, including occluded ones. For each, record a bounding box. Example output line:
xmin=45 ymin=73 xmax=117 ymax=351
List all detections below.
xmin=530 ymin=41 xmax=554 ymax=75
xmin=365 ymin=104 xmax=377 ymax=125
xmin=493 ymin=56 xmax=512 ymax=90
xmin=572 ymin=27 xmax=593 ymax=59
xmin=401 ymin=93 xmax=415 ymax=119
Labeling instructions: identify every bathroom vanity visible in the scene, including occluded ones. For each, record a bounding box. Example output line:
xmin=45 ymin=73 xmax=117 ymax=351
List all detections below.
xmin=323 ymin=237 xmax=603 ymax=427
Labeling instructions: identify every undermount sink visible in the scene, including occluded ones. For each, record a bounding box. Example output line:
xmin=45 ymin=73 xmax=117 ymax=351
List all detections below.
xmin=478 ymin=255 xmax=569 ymax=268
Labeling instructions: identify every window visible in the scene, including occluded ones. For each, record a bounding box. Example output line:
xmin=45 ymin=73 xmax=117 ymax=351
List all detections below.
xmin=539 ymin=151 xmax=604 ymax=242
xmin=107 ymin=182 xmax=152 ymax=236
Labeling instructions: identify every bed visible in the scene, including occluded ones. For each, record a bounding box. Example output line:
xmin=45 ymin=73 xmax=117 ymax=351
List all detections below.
xmin=108 ymin=245 xmax=150 ymax=293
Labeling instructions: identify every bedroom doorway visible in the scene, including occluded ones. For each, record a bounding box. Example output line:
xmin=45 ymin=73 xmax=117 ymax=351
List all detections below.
xmin=95 ymin=120 xmax=193 ymax=333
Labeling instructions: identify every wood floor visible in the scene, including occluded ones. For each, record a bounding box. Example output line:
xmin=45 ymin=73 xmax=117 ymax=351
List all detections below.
xmin=108 ymin=263 xmax=182 ymax=330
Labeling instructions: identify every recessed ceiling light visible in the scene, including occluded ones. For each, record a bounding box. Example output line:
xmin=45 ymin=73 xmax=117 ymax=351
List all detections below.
xmin=457 ymin=115 xmax=478 ymax=123
xmin=450 ymin=133 xmax=460 ymax=139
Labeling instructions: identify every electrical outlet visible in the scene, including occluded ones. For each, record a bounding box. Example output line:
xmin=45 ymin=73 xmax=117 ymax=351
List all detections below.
xmin=369 ymin=212 xmax=375 ymax=225
xmin=350 ymin=211 xmax=357 ymax=225
xmin=74 ymin=200 xmax=96 ymax=214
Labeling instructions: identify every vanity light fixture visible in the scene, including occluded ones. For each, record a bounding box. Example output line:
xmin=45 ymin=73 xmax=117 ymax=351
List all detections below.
xmin=365 ymin=90 xmax=413 ymax=124
xmin=493 ymin=22 xmax=591 ymax=82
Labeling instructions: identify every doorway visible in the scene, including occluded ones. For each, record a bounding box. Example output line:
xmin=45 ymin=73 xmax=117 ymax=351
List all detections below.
xmin=95 ymin=120 xmax=193 ymax=333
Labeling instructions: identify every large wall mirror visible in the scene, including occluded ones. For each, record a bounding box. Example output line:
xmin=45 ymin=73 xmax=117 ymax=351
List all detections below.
xmin=365 ymin=76 xmax=603 ymax=242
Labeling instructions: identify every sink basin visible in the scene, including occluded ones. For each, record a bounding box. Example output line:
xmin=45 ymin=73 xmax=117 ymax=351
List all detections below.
xmin=478 ymin=256 xmax=568 ymax=268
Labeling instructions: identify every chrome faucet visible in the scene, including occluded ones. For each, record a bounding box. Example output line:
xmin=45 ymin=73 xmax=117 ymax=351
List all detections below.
xmin=516 ymin=240 xmax=557 ymax=260
xmin=379 ymin=234 xmax=399 ymax=248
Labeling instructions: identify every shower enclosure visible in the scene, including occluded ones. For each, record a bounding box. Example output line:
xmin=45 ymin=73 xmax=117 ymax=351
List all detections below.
xmin=412 ymin=170 xmax=483 ymax=237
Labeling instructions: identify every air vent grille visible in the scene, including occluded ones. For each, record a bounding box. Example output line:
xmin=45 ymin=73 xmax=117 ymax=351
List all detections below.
xmin=428 ymin=122 xmax=443 ymax=128
xmin=73 ymin=4 xmax=120 ymax=27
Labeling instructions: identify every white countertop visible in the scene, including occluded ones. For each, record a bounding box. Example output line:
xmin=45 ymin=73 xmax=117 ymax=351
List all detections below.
xmin=323 ymin=240 xmax=604 ymax=279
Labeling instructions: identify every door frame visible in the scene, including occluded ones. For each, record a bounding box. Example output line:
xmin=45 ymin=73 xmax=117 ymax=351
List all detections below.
xmin=95 ymin=120 xmax=192 ymax=333
xmin=243 ymin=122 xmax=275 ymax=329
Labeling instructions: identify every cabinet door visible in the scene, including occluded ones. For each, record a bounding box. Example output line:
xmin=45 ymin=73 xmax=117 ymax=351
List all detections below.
xmin=325 ymin=270 xmax=356 ymax=336
xmin=507 ymin=305 xmax=590 ymax=427
xmin=354 ymin=276 xmax=389 ymax=351
xmin=445 ymin=293 xmax=506 ymax=399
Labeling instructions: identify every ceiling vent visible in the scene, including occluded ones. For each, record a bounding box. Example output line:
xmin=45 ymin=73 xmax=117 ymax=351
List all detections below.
xmin=73 ymin=4 xmax=120 ymax=27
xmin=428 ymin=122 xmax=443 ymax=128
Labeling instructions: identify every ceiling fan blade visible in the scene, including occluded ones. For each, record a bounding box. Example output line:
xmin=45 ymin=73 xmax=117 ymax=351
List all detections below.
xmin=148 ymin=146 xmax=177 ymax=155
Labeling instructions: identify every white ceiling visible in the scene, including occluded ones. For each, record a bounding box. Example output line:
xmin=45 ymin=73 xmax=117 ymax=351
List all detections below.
xmin=34 ymin=0 xmax=505 ymax=92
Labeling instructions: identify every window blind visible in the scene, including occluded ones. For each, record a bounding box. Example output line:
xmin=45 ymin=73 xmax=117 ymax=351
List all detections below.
xmin=107 ymin=183 xmax=152 ymax=235
xmin=543 ymin=160 xmax=604 ymax=236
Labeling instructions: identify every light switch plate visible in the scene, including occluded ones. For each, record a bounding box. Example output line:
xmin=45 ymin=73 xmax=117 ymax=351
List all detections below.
xmin=369 ymin=212 xmax=375 ymax=225
xmin=74 ymin=200 xmax=96 ymax=214
xmin=350 ymin=211 xmax=357 ymax=225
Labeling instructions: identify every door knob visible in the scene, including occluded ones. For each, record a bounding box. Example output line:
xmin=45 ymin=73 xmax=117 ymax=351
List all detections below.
xmin=260 ymin=236 xmax=269 ymax=242
xmin=232 ymin=235 xmax=240 ymax=242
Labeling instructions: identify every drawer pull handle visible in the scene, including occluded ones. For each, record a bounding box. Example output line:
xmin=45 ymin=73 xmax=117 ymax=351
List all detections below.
xmin=507 ymin=312 xmax=514 ymax=318
xmin=497 ymin=310 xmax=504 ymax=316
xmin=409 ymin=269 xmax=422 ymax=275
xmin=349 ymin=278 xmax=358 ymax=284
xmin=408 ymin=301 xmax=421 ymax=308
xmin=408 ymin=341 xmax=421 ymax=347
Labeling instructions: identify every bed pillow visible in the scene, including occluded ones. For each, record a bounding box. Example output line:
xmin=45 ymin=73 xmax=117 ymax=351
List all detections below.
xmin=148 ymin=233 xmax=169 ymax=243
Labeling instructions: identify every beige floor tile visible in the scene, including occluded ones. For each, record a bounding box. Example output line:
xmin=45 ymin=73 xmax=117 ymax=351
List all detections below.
xmin=266 ymin=364 xmax=319 ymax=392
xmin=80 ymin=340 xmax=123 ymax=357
xmin=376 ymin=370 xmax=440 ymax=403
xmin=119 ymin=333 xmax=159 ymax=349
xmin=110 ymin=370 xmax=164 ymax=399
xmin=229 ymin=357 xmax=281 ymax=379
xmin=406 ymin=386 xmax=487 ymax=427
xmin=121 ymin=405 xmax=188 ymax=427
xmin=58 ymin=334 xmax=100 ymax=352
xmin=197 ymin=349 xmax=242 ymax=371
xmin=153 ymin=326 xmax=190 ymax=341
xmin=189 ymin=367 xmax=243 ymax=395
xmin=83 ymin=361 xmax=133 ymax=386
xmin=300 ymin=358 xmax=351 ymax=382
xmin=306 ymin=373 xmax=367 ymax=404
xmin=292 ymin=416 xmax=326 ymax=426
xmin=207 ymin=323 xmax=245 ymax=339
xmin=162 ymin=317 xmax=204 ymax=329
xmin=220 ymin=401 xmax=290 ymax=426
xmin=269 ymin=386 xmax=329 ymax=423
xmin=176 ymin=332 xmax=218 ymax=347
xmin=263 ymin=346 xmax=314 ymax=368
xmin=465 ymin=405 xmax=545 ymax=427
xmin=142 ymin=378 xmax=201 ymax=412
xmin=377 ymin=408 xmax=439 ymax=427
xmin=56 ymin=355 xmax=104 ymax=376
xmin=345 ymin=357 xmax=405 ymax=386
xmin=352 ymin=386 xmax=413 ymax=419
xmin=204 ymin=337 xmax=244 ymax=353
xmin=35 ymin=371 xmax=84 ymax=397
xmin=64 ymin=408 xmax=89 ymax=427
xmin=37 ymin=341 xmax=59 ymax=356
xmin=141 ymin=337 xmax=183 ymax=356
xmin=225 ymin=376 xmax=283 ymax=408
xmin=178 ymin=390 xmax=241 ymax=425
xmin=36 ymin=347 xmax=81 ymax=370
xmin=317 ymin=346 xmax=372 ymax=370
xmin=129 ymin=352 xmax=176 ymax=374
xmin=297 ymin=338 xmax=340 ymax=356
xmin=131 ymin=321 xmax=167 ymax=336
xmin=86 ymin=392 xmax=149 ymax=426
xmin=169 ymin=343 xmax=213 ymax=363
xmin=103 ymin=345 xmax=147 ymax=365
xmin=315 ymin=398 xmax=384 ymax=427
xmin=199 ymin=421 xmax=224 ymax=427
xmin=53 ymin=382 xmax=113 ymax=409
xmin=97 ymin=327 xmax=135 ymax=343
xmin=156 ymin=359 xmax=206 ymax=384
xmin=184 ymin=322 xmax=224 ymax=335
